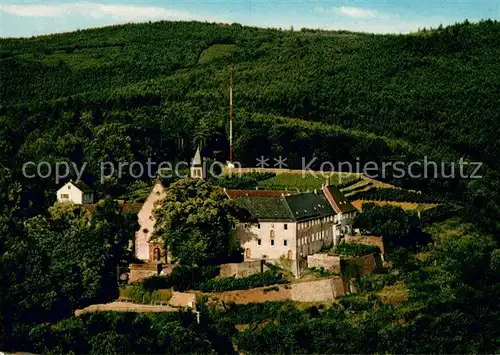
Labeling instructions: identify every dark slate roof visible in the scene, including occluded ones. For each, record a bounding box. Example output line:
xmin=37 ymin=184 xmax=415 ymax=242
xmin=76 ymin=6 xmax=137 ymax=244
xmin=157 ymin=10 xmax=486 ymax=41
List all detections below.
xmin=71 ymin=180 xmax=93 ymax=193
xmin=233 ymin=192 xmax=335 ymax=222
xmin=323 ymin=185 xmax=357 ymax=213
xmin=233 ymin=196 xmax=294 ymax=221
xmin=284 ymin=193 xmax=334 ymax=221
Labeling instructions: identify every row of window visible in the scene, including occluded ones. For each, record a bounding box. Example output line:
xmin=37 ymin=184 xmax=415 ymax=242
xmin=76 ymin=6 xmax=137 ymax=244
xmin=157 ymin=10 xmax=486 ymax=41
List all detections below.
xmin=242 ymin=223 xmax=288 ymax=230
xmin=298 ymin=216 xmax=334 ymax=229
xmin=298 ymin=231 xmax=327 ymax=246
xmin=257 ymin=238 xmax=288 ymax=247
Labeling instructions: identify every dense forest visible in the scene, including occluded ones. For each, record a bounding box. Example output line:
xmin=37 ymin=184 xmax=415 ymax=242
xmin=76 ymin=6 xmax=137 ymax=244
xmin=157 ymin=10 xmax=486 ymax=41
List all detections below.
xmin=2 ymin=20 xmax=500 ymax=203
xmin=1 ymin=19 xmax=500 ymax=353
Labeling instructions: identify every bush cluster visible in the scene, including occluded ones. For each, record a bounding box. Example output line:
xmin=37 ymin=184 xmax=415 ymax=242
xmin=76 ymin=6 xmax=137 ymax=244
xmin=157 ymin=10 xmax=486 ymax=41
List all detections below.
xmin=420 ymin=204 xmax=460 ymax=224
xmin=140 ymin=265 xmax=221 ymax=292
xmin=120 ymin=285 xmax=172 ymax=304
xmin=356 ymin=273 xmax=399 ymax=292
xmin=349 ymin=188 xmax=443 ymax=203
xmin=332 ymin=243 xmax=381 ymax=257
xmin=199 ymin=270 xmax=288 ymax=292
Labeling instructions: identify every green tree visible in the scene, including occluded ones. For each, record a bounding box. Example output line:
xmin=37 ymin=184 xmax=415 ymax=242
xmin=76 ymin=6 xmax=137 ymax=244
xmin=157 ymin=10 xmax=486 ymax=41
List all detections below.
xmin=153 ymin=178 xmax=239 ymax=265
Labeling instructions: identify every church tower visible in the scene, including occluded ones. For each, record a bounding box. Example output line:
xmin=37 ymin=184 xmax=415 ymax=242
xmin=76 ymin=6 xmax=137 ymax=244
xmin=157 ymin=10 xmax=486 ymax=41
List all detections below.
xmin=190 ymin=146 xmax=204 ymax=179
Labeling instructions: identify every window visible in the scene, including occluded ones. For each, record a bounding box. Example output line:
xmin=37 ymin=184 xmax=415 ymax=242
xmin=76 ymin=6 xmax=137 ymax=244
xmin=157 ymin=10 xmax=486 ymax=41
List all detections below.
xmin=61 ymin=194 xmax=69 ymax=199
xmin=231 ymin=223 xmax=236 ymax=229
xmin=257 ymin=239 xmax=261 ymax=246
xmin=270 ymin=230 xmax=275 ymax=238
xmin=284 ymin=240 xmax=287 ymax=246
xmin=271 ymin=239 xmax=274 ymax=246
xmin=257 ymin=223 xmax=260 ymax=229
xmin=153 ymin=248 xmax=160 ymax=261
xmin=68 ymin=185 xmax=71 ymax=190
xmin=284 ymin=223 xmax=288 ymax=230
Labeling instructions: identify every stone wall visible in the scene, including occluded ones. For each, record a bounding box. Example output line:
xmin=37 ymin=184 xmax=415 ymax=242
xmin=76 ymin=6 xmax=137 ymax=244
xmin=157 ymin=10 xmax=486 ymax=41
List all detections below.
xmin=129 ymin=263 xmax=158 ymax=283
xmin=169 ymin=291 xmax=197 ymax=308
xmin=291 ymin=277 xmax=345 ymax=302
xmin=306 ymin=254 xmax=341 ymax=273
xmin=207 ymin=277 xmax=344 ymax=305
xmin=210 ymin=284 xmax=292 ymax=304
xmin=344 ymin=235 xmax=385 ymax=255
xmin=342 ymin=253 xmax=380 ymax=279
xmin=219 ymin=260 xmax=269 ymax=278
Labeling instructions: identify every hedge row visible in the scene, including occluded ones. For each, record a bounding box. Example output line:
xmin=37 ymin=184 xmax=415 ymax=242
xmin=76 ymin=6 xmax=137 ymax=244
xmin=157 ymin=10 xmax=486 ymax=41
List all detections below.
xmin=215 ymin=172 xmax=276 ymax=190
xmin=338 ymin=177 xmax=363 ymax=189
xmin=333 ymin=243 xmax=380 ymax=257
xmin=120 ymin=285 xmax=172 ymax=304
xmin=348 ymin=188 xmax=443 ymax=203
xmin=342 ymin=182 xmax=374 ymax=194
xmin=199 ymin=270 xmax=287 ymax=292
xmin=140 ymin=265 xmax=221 ymax=292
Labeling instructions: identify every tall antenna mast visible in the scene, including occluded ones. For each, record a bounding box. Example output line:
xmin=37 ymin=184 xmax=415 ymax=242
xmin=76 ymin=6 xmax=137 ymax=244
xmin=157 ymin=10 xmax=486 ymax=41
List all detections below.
xmin=229 ymin=65 xmax=233 ymax=163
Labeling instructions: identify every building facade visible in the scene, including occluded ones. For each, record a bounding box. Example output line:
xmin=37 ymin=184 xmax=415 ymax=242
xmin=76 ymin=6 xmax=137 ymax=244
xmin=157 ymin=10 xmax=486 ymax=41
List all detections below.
xmin=57 ymin=180 xmax=94 ymax=205
xmin=228 ymin=185 xmax=356 ymax=276
xmin=134 ymin=180 xmax=167 ymax=263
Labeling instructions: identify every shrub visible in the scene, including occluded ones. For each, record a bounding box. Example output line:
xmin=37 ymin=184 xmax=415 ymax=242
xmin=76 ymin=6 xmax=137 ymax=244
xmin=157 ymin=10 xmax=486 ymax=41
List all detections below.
xmin=199 ymin=270 xmax=287 ymax=292
xmin=209 ymin=301 xmax=296 ymax=324
xmin=303 ymin=267 xmax=338 ymax=277
xmin=420 ymin=204 xmax=459 ymax=224
xmin=332 ymin=243 xmax=380 ymax=257
xmin=339 ymin=295 xmax=373 ymax=311
xmin=263 ymin=286 xmax=280 ymax=292
xmin=119 ymin=285 xmax=172 ymax=304
xmin=139 ymin=264 xmax=221 ymax=292
xmin=356 ymin=273 xmax=399 ymax=292
xmin=349 ymin=188 xmax=443 ymax=203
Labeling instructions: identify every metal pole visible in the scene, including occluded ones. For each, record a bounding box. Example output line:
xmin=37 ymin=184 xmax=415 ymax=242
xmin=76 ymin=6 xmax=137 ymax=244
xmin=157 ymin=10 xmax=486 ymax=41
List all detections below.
xmin=229 ymin=66 xmax=233 ymax=162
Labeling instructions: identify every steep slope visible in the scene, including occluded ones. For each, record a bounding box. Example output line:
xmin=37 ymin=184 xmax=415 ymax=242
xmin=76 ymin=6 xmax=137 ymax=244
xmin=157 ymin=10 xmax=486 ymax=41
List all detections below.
xmin=1 ymin=20 xmax=499 ymax=205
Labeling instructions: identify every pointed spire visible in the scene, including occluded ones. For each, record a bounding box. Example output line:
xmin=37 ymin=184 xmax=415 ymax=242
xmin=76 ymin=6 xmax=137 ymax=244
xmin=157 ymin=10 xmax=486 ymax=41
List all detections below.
xmin=192 ymin=146 xmax=202 ymax=166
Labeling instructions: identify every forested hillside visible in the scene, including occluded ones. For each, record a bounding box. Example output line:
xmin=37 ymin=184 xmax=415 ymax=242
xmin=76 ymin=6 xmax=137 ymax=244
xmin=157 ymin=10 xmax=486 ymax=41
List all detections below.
xmin=2 ymin=20 xmax=500 ymax=354
xmin=2 ymin=20 xmax=500 ymax=179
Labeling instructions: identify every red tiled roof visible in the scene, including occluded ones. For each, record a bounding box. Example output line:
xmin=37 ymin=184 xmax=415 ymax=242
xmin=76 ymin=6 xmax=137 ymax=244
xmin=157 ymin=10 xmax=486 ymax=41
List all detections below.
xmin=322 ymin=185 xmax=357 ymax=214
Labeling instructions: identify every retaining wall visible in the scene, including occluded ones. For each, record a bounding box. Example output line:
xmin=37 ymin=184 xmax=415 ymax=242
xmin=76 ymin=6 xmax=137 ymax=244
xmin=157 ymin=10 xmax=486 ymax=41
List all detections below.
xmin=219 ymin=260 xmax=269 ymax=278
xmin=306 ymin=254 xmax=341 ymax=273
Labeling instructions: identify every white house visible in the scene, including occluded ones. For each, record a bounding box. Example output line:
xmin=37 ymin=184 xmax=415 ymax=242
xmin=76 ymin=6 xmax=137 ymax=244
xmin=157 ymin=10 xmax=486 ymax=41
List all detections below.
xmin=57 ymin=180 xmax=94 ymax=205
